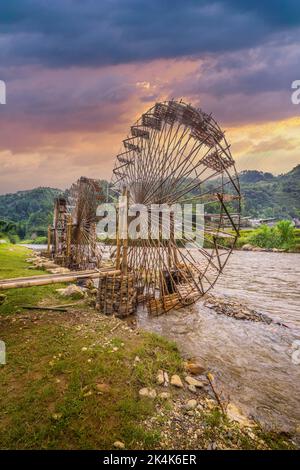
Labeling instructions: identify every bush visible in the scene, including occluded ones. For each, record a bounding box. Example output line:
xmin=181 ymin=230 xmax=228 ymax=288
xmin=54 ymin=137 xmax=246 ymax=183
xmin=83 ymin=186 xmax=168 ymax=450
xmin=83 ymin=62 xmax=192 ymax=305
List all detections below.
xmin=276 ymin=220 xmax=295 ymax=248
xmin=20 ymin=236 xmax=47 ymax=245
xmin=7 ymin=233 xmax=20 ymax=244
xmin=248 ymin=220 xmax=295 ymax=250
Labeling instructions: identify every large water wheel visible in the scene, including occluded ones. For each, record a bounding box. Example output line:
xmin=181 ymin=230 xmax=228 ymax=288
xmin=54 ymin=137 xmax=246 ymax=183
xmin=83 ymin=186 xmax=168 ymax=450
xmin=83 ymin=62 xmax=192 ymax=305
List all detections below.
xmin=107 ymin=100 xmax=241 ymax=315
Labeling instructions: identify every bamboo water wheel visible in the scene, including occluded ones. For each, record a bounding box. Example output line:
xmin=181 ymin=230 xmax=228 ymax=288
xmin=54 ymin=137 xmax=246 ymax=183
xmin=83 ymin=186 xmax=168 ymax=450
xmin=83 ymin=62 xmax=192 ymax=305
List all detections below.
xmin=51 ymin=196 xmax=68 ymax=264
xmin=51 ymin=177 xmax=105 ymax=270
xmin=106 ymin=100 xmax=241 ymax=316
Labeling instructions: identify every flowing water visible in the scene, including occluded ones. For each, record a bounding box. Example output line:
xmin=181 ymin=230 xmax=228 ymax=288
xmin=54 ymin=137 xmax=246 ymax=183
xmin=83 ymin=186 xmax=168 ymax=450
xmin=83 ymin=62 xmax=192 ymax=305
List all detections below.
xmin=137 ymin=251 xmax=300 ymax=435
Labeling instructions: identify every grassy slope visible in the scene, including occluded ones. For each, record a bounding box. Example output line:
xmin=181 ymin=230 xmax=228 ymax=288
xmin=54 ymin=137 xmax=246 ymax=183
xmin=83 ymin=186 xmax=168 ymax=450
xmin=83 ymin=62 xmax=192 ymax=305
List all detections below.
xmin=0 ymin=245 xmax=295 ymax=449
xmin=0 ymin=245 xmax=65 ymax=315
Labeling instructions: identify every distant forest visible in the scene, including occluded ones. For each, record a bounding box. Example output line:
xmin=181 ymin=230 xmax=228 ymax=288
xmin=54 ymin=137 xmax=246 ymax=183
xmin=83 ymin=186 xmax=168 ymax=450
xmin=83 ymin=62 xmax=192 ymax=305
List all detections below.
xmin=0 ymin=165 xmax=299 ymax=242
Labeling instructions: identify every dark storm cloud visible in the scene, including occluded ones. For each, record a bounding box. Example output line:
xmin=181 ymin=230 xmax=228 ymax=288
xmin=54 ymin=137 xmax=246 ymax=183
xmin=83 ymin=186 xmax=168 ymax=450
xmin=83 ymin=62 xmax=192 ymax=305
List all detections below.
xmin=166 ymin=42 xmax=300 ymax=125
xmin=0 ymin=0 xmax=299 ymax=67
xmin=183 ymin=43 xmax=300 ymax=96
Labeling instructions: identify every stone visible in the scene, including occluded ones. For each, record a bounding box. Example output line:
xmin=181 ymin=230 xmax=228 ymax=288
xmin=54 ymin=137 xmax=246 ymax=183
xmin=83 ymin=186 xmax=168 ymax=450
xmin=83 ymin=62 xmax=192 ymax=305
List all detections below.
xmin=133 ymin=356 xmax=141 ymax=367
xmin=185 ymin=376 xmax=204 ymax=388
xmin=56 ymin=284 xmax=85 ymax=299
xmin=95 ymin=383 xmax=111 ymax=393
xmin=226 ymin=403 xmax=253 ymax=427
xmin=158 ymin=392 xmax=171 ymax=400
xmin=207 ymin=442 xmax=217 ymax=450
xmin=185 ymin=399 xmax=197 ymax=410
xmin=185 ymin=361 xmax=206 ymax=375
xmin=86 ymin=279 xmax=95 ymax=289
xmin=148 ymin=389 xmax=157 ymax=399
xmin=205 ymin=398 xmax=216 ymax=410
xmin=241 ymin=244 xmax=253 ymax=251
xmin=156 ymin=370 xmax=164 ymax=385
xmin=163 ymin=371 xmax=169 ymax=387
xmin=113 ymin=440 xmax=125 ymax=449
xmin=235 ymin=312 xmax=246 ymax=320
xmin=170 ymin=374 xmax=183 ymax=388
xmin=90 ymin=288 xmax=98 ymax=295
xmin=49 ymin=268 xmax=70 ymax=274
xmin=188 ymin=384 xmax=197 ymax=394
xmin=139 ymin=387 xmax=157 ymax=399
xmin=42 ymin=261 xmax=58 ymax=269
xmin=51 ymin=413 xmax=62 ymax=420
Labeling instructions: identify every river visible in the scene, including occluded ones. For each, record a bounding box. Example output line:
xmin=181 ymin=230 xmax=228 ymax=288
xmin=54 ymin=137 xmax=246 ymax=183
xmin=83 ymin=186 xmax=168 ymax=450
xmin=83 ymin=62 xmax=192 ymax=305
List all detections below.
xmin=138 ymin=251 xmax=300 ymax=436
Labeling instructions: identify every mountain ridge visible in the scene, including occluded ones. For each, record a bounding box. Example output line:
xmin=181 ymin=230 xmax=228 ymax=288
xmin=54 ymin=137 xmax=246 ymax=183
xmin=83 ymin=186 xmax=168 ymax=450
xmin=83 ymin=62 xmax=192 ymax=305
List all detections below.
xmin=0 ymin=165 xmax=299 ymax=240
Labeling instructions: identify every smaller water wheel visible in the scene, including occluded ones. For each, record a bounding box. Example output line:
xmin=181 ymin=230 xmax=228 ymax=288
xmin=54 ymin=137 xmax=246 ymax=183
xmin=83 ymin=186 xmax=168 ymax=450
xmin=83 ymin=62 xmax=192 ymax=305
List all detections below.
xmin=51 ymin=177 xmax=105 ymax=270
xmin=66 ymin=177 xmax=105 ymax=270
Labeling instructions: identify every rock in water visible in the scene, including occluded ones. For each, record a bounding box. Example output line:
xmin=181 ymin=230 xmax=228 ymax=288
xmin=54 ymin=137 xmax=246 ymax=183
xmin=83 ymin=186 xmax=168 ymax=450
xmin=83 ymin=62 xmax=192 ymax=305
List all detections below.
xmin=185 ymin=361 xmax=206 ymax=375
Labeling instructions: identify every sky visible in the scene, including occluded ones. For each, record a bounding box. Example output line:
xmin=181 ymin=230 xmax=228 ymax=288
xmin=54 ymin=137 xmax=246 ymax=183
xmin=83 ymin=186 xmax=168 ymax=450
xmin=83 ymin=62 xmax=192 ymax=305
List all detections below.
xmin=0 ymin=0 xmax=299 ymax=194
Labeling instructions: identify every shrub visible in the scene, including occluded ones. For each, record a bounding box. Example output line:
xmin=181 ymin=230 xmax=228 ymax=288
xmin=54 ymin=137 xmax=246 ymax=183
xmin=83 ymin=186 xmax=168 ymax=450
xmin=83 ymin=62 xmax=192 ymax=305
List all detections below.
xmin=7 ymin=233 xmax=20 ymax=244
xmin=248 ymin=220 xmax=295 ymax=250
xmin=275 ymin=220 xmax=295 ymax=249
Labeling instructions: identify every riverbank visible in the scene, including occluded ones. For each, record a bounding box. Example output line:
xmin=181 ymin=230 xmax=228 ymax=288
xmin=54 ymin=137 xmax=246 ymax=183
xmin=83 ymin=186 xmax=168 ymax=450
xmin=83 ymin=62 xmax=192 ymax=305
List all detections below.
xmin=0 ymin=245 xmax=296 ymax=449
xmin=213 ymin=224 xmax=300 ymax=253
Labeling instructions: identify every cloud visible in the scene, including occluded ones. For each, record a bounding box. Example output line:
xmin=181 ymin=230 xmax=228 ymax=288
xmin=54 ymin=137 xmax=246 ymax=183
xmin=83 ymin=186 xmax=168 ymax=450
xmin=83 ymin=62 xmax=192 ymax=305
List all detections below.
xmin=0 ymin=1 xmax=300 ymax=67
xmin=228 ymin=117 xmax=300 ymax=173
xmin=0 ymin=1 xmax=299 ymax=193
xmin=166 ymin=42 xmax=300 ymax=125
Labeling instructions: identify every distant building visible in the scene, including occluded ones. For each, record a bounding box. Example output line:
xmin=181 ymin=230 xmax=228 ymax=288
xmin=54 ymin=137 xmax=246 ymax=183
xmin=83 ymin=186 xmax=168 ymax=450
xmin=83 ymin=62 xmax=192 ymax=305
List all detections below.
xmin=248 ymin=218 xmax=279 ymax=228
xmin=292 ymin=218 xmax=300 ymax=228
xmin=204 ymin=213 xmax=251 ymax=228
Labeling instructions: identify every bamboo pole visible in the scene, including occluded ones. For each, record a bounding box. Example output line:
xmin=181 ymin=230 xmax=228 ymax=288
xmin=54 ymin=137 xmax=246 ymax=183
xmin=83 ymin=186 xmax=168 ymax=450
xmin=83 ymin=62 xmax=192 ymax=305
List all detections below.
xmin=66 ymin=215 xmax=72 ymax=260
xmin=121 ymin=188 xmax=128 ymax=275
xmin=47 ymin=225 xmax=51 ymax=255
xmin=0 ymin=269 xmax=121 ymax=291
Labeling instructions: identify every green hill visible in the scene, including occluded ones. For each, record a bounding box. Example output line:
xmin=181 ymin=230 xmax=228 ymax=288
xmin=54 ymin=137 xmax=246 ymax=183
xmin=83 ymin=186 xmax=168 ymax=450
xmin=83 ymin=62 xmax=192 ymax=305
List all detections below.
xmin=0 ymin=187 xmax=62 ymax=241
xmin=0 ymin=165 xmax=299 ymax=242
xmin=240 ymin=164 xmax=300 ymax=219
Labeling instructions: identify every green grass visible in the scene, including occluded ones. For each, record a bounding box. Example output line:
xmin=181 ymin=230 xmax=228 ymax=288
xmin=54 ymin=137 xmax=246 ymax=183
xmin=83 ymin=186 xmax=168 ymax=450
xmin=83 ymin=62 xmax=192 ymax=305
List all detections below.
xmin=0 ymin=244 xmax=65 ymax=316
xmin=20 ymin=236 xmax=47 ymax=245
xmin=0 ymin=244 xmax=182 ymax=449
xmin=0 ymin=244 xmax=43 ymax=278
xmin=0 ymin=311 xmax=182 ymax=449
